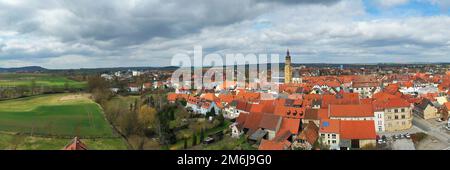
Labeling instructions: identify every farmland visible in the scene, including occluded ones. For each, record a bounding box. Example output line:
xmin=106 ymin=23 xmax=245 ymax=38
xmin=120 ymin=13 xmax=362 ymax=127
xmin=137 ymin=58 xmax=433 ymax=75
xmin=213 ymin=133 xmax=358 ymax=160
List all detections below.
xmin=0 ymin=73 xmax=86 ymax=88
xmin=0 ymin=93 xmax=127 ymax=150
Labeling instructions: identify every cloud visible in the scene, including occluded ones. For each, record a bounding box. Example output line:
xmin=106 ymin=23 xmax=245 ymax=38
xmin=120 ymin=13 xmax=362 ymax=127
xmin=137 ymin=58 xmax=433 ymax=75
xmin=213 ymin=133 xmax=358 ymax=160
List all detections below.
xmin=0 ymin=0 xmax=449 ymax=68
xmin=374 ymin=0 xmax=410 ymax=8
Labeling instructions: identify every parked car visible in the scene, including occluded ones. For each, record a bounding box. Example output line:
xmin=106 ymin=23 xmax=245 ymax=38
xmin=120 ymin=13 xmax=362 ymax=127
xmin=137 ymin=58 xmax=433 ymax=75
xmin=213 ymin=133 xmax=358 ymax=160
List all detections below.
xmin=400 ymin=134 xmax=406 ymax=139
xmin=405 ymin=133 xmax=411 ymax=139
xmin=377 ymin=139 xmax=383 ymax=144
xmin=393 ymin=135 xmax=399 ymax=140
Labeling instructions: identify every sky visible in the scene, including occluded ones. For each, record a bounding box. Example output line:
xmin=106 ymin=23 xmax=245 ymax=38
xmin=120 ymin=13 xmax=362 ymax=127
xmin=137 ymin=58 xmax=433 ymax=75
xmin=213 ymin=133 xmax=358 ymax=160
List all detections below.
xmin=0 ymin=0 xmax=450 ymax=69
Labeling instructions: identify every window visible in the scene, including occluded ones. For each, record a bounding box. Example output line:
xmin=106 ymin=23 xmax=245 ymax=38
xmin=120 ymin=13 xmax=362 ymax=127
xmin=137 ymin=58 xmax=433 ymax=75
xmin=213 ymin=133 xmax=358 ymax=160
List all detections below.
xmin=395 ymin=115 xmax=398 ymax=119
xmin=388 ymin=116 xmax=392 ymax=120
xmin=401 ymin=115 xmax=406 ymax=119
xmin=378 ymin=126 xmax=382 ymax=131
xmin=332 ymin=134 xmax=336 ymax=139
xmin=395 ymin=109 xmax=398 ymax=113
xmin=401 ymin=108 xmax=405 ymax=112
xmin=402 ymin=121 xmax=405 ymax=125
xmin=321 ymin=134 xmax=325 ymax=138
xmin=332 ymin=140 xmax=336 ymax=144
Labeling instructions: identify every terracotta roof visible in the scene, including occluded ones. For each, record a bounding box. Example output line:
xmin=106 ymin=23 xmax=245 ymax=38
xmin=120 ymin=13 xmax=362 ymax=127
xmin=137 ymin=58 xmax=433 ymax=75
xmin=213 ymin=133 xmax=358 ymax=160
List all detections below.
xmin=243 ymin=112 xmax=264 ymax=134
xmin=340 ymin=120 xmax=376 ymax=140
xmin=201 ymin=93 xmax=217 ymax=101
xmin=260 ymin=100 xmax=277 ymax=114
xmin=236 ymin=113 xmax=248 ymax=129
xmin=352 ymin=82 xmax=379 ymax=88
xmin=258 ymin=139 xmax=291 ymax=150
xmin=167 ymin=93 xmax=179 ymax=101
xmin=329 ymin=104 xmax=374 ymax=117
xmin=304 ymin=108 xmax=319 ymax=120
xmin=63 ymin=137 xmax=88 ymax=150
xmin=444 ymin=102 xmax=450 ymax=110
xmin=374 ymin=98 xmax=410 ymax=110
xmin=319 ymin=119 xmax=340 ymax=134
xmin=258 ymin=114 xmax=282 ymax=131
xmin=317 ymin=109 xmax=329 ymax=120
xmin=249 ymin=103 xmax=264 ymax=113
xmin=373 ymin=92 xmax=401 ymax=101
xmin=298 ymin=121 xmax=319 ymax=145
xmin=321 ymin=93 xmax=360 ymax=108
xmin=218 ymin=94 xmax=235 ymax=104
xmin=278 ymin=118 xmax=301 ymax=135
xmin=236 ymin=100 xmax=250 ymax=112
xmin=274 ymin=105 xmax=305 ymax=119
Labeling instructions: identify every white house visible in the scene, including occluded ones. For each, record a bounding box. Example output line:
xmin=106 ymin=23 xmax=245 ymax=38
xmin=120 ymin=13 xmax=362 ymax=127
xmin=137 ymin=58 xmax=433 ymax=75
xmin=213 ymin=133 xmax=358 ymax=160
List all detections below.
xmin=374 ymin=111 xmax=385 ymax=132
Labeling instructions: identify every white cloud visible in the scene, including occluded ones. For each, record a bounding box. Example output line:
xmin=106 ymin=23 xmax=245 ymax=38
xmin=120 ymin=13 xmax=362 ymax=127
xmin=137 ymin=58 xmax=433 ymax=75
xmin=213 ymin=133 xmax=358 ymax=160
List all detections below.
xmin=0 ymin=0 xmax=450 ymax=68
xmin=375 ymin=0 xmax=410 ymax=8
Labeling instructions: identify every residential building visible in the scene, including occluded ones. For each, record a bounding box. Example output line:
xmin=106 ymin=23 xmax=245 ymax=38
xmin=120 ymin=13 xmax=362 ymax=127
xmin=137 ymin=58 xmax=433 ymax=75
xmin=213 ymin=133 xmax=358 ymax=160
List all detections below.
xmin=414 ymin=98 xmax=439 ymax=120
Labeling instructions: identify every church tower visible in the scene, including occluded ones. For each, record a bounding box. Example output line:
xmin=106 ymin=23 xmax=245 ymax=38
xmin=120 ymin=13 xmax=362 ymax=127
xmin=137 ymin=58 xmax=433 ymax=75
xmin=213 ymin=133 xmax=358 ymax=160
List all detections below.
xmin=284 ymin=49 xmax=292 ymax=84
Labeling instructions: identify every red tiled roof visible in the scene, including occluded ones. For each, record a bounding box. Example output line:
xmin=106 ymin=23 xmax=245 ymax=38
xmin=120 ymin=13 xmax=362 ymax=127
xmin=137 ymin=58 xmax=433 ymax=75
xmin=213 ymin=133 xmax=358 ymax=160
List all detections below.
xmin=201 ymin=93 xmax=217 ymax=101
xmin=340 ymin=120 xmax=376 ymax=140
xmin=259 ymin=114 xmax=281 ymax=131
xmin=278 ymin=118 xmax=301 ymax=135
xmin=304 ymin=108 xmax=319 ymax=120
xmin=317 ymin=109 xmax=329 ymax=120
xmin=258 ymin=139 xmax=291 ymax=150
xmin=321 ymin=93 xmax=360 ymax=108
xmin=444 ymin=102 xmax=450 ymax=110
xmin=236 ymin=113 xmax=248 ymax=129
xmin=298 ymin=121 xmax=319 ymax=145
xmin=218 ymin=94 xmax=235 ymax=104
xmin=236 ymin=100 xmax=250 ymax=111
xmin=274 ymin=105 xmax=305 ymax=119
xmin=260 ymin=100 xmax=276 ymax=114
xmin=63 ymin=137 xmax=87 ymax=150
xmin=373 ymin=91 xmax=402 ymax=101
xmin=167 ymin=93 xmax=178 ymax=101
xmin=373 ymin=98 xmax=410 ymax=110
xmin=243 ymin=112 xmax=264 ymax=134
xmin=329 ymin=104 xmax=374 ymax=117
xmin=319 ymin=119 xmax=340 ymax=134
xmin=249 ymin=103 xmax=264 ymax=113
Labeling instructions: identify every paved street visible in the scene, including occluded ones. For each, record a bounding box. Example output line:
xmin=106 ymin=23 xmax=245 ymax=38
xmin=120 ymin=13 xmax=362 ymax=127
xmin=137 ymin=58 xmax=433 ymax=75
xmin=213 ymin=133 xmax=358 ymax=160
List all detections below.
xmin=412 ymin=115 xmax=450 ymax=147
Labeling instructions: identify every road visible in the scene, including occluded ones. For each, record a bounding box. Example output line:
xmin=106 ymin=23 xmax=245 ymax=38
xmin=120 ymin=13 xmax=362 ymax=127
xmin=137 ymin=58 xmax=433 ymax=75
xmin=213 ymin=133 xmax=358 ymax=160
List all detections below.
xmin=412 ymin=115 xmax=450 ymax=145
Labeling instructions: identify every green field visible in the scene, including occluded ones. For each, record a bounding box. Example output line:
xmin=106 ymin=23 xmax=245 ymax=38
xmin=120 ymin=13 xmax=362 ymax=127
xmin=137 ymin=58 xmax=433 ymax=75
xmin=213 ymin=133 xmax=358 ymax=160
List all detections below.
xmin=0 ymin=73 xmax=86 ymax=88
xmin=0 ymin=94 xmax=127 ymax=150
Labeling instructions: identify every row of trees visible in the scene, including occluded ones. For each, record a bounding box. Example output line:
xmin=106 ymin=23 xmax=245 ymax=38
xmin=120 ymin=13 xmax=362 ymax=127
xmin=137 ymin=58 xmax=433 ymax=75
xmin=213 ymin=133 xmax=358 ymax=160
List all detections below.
xmin=0 ymin=82 xmax=81 ymax=100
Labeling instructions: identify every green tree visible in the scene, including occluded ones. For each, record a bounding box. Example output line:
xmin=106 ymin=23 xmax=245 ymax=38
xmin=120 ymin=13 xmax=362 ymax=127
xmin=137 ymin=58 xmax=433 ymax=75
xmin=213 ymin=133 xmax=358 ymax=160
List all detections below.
xmin=183 ymin=137 xmax=188 ymax=149
xmin=206 ymin=107 xmax=216 ymax=118
xmin=169 ymin=110 xmax=175 ymax=121
xmin=217 ymin=111 xmax=225 ymax=126
xmin=200 ymin=128 xmax=205 ymax=143
xmin=192 ymin=132 xmax=197 ymax=146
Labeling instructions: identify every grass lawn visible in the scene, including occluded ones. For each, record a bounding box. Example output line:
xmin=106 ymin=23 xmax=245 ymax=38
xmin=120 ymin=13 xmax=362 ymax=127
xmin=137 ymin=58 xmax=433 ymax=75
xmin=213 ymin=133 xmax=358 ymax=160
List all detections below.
xmin=170 ymin=120 xmax=232 ymax=150
xmin=0 ymin=94 xmax=115 ymax=137
xmin=194 ymin=135 xmax=257 ymax=150
xmin=0 ymin=73 xmax=86 ymax=88
xmin=0 ymin=133 xmax=127 ymax=150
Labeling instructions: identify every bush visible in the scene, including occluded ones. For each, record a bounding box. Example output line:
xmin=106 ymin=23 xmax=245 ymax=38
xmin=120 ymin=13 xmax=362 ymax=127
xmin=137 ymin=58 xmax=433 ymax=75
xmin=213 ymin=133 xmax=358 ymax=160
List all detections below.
xmin=411 ymin=132 xmax=428 ymax=143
